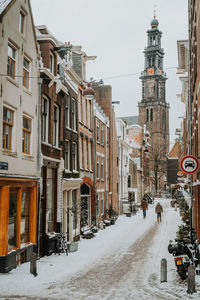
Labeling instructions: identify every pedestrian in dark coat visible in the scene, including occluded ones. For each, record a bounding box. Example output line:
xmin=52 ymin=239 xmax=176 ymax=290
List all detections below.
xmin=141 ymin=199 xmax=148 ymax=218
xmin=155 ymin=202 xmax=163 ymax=222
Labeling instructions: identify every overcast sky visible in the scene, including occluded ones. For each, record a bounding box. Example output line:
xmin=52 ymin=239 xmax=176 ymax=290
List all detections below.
xmin=30 ymin=0 xmax=188 ymax=147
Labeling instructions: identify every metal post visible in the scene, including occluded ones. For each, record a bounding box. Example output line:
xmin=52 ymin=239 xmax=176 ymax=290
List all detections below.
xmin=30 ymin=252 xmax=37 ymax=277
xmin=160 ymin=258 xmax=167 ymax=283
xmin=187 ymin=265 xmax=196 ymax=294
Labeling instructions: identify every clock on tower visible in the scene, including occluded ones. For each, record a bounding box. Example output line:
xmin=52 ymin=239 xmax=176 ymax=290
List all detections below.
xmin=147 ymin=67 xmax=154 ymax=76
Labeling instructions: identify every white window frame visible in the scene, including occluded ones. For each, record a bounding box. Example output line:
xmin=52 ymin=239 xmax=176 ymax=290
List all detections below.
xmin=72 ymin=142 xmax=77 ymax=171
xmin=41 ymin=97 xmax=49 ymax=143
xmin=97 ymin=193 xmax=100 ymax=217
xmin=64 ymin=140 xmax=70 ymax=171
xmin=101 ymin=193 xmax=104 ymax=215
xmin=101 ymin=158 xmax=104 ymax=180
xmin=72 ymin=98 xmax=77 ymax=131
xmin=50 ymin=52 xmax=54 ymax=74
xmin=97 ymin=156 xmax=100 ymax=180
xmin=65 ymin=94 xmax=70 ymax=128
xmin=53 ymin=104 xmax=59 ymax=147
xmin=101 ymin=125 xmax=104 ymax=145
xmin=97 ymin=120 xmax=100 ymax=143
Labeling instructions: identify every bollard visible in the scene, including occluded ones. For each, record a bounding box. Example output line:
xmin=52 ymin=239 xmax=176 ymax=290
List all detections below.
xmin=160 ymin=258 xmax=167 ymax=283
xmin=187 ymin=265 xmax=196 ymax=294
xmin=30 ymin=252 xmax=37 ymax=277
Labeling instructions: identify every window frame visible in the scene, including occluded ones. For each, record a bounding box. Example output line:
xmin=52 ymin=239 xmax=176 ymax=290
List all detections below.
xmin=71 ymin=98 xmax=77 ymax=131
xmin=53 ymin=104 xmax=60 ymax=147
xmin=7 ymin=44 xmax=16 ymax=80
xmin=64 ymin=140 xmax=70 ymax=170
xmin=23 ymin=56 xmax=30 ymax=89
xmin=101 ymin=158 xmax=104 ymax=180
xmin=22 ymin=115 xmax=32 ymax=155
xmin=3 ymin=106 xmax=14 ymax=151
xmin=41 ymin=97 xmax=49 ymax=143
xmin=65 ymin=94 xmax=70 ymax=128
xmin=72 ymin=142 xmax=77 ymax=171
xmin=101 ymin=193 xmax=104 ymax=216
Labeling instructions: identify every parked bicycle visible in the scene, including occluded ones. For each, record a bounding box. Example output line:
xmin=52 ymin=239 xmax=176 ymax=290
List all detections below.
xmin=56 ymin=234 xmax=68 ymax=256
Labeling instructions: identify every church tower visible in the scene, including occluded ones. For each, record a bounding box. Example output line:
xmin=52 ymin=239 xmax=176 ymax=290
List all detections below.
xmin=138 ymin=15 xmax=170 ymax=192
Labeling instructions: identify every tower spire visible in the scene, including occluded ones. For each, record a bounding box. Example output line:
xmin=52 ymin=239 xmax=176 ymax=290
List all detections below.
xmin=154 ymin=5 xmax=157 ymax=19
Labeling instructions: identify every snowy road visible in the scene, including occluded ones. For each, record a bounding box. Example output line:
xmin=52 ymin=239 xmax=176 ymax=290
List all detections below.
xmin=1 ymin=199 xmax=200 ymax=300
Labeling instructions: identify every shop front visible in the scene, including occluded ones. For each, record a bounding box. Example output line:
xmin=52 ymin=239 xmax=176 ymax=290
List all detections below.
xmin=0 ymin=177 xmax=38 ymax=273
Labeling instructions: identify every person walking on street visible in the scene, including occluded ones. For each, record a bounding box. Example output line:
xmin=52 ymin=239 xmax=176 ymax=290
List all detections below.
xmin=155 ymin=202 xmax=163 ymax=222
xmin=141 ymin=198 xmax=148 ymax=218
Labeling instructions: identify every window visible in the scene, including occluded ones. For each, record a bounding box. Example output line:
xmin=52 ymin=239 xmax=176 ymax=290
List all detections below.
xmin=41 ymin=97 xmax=49 ymax=143
xmin=50 ymin=53 xmax=54 ymax=74
xmin=23 ymin=57 xmax=30 ymax=89
xmin=150 ymin=108 xmax=153 ymax=121
xmin=81 ymin=137 xmax=84 ymax=168
xmin=22 ymin=116 xmax=31 ymax=154
xmin=128 ymin=175 xmax=131 ymax=188
xmin=53 ymin=104 xmax=59 ymax=147
xmin=146 ymin=109 xmax=149 ymax=122
xmin=21 ymin=190 xmax=30 ymax=244
xmin=3 ymin=107 xmax=13 ymax=150
xmin=86 ymin=139 xmax=89 ymax=169
xmin=72 ymin=98 xmax=77 ymax=130
xmin=19 ymin=10 xmax=25 ymax=34
xmin=7 ymin=44 xmax=16 ymax=79
xmin=85 ymin=99 xmax=87 ymax=125
xmin=97 ymin=157 xmax=100 ymax=179
xmin=8 ymin=189 xmax=17 ymax=249
xmin=90 ymin=142 xmax=93 ymax=170
xmin=101 ymin=125 xmax=104 ymax=145
xmin=101 ymin=158 xmax=104 ymax=180
xmin=64 ymin=140 xmax=70 ymax=170
xmin=97 ymin=121 xmax=100 ymax=143
xmin=72 ymin=142 xmax=77 ymax=171
xmin=46 ymin=168 xmax=56 ymax=233
xmin=65 ymin=94 xmax=70 ymax=128
xmin=101 ymin=193 xmax=104 ymax=215
xmin=72 ymin=190 xmax=77 ymax=230
xmin=97 ymin=193 xmax=100 ymax=216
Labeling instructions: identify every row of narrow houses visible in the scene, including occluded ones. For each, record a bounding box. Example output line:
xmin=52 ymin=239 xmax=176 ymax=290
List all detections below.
xmin=169 ymin=1 xmax=200 ymax=243
xmin=0 ymin=0 xmax=121 ymax=272
xmin=0 ymin=0 xmax=165 ymax=273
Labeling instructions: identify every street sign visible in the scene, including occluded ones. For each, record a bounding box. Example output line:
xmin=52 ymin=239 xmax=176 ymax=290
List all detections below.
xmin=180 ymin=155 xmax=199 ymax=174
xmin=0 ymin=162 xmax=8 ymax=170
xmin=177 ymin=171 xmax=184 ymax=177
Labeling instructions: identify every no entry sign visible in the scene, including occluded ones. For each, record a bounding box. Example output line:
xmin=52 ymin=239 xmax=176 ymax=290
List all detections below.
xmin=180 ymin=155 xmax=199 ymax=174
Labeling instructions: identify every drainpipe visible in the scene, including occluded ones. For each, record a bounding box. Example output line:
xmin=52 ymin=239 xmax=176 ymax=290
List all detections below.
xmin=188 ymin=0 xmax=193 ymax=243
xmin=36 ymin=77 xmax=42 ymax=257
xmin=92 ymin=98 xmax=97 ymax=225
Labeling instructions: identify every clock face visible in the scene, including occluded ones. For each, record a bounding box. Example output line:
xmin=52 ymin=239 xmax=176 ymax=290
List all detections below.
xmin=147 ymin=67 xmax=154 ymax=75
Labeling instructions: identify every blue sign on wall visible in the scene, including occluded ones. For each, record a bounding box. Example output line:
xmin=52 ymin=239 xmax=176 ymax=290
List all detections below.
xmin=0 ymin=162 xmax=8 ymax=170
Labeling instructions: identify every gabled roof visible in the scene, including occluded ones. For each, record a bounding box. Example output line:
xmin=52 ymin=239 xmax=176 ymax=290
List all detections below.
xmin=0 ymin=0 xmax=13 ymax=16
xmin=0 ymin=0 xmax=39 ymax=56
xmin=120 ymin=116 xmax=138 ymax=126
xmin=168 ymin=140 xmax=182 ymax=158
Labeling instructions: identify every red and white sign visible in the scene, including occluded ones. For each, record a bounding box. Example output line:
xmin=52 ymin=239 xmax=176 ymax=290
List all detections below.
xmin=180 ymin=155 xmax=199 ymax=174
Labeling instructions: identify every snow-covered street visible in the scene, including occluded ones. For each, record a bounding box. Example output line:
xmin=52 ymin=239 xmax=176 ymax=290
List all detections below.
xmin=1 ymin=199 xmax=200 ymax=300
